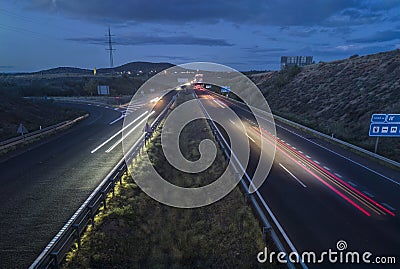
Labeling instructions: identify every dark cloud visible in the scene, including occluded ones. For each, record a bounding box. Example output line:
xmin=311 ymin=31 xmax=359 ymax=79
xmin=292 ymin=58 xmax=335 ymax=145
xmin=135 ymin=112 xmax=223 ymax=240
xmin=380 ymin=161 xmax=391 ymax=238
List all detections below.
xmin=243 ymin=46 xmax=288 ymax=53
xmin=145 ymin=55 xmax=193 ymax=61
xmin=349 ymin=30 xmax=400 ymax=43
xmin=27 ymin=0 xmax=357 ymax=26
xmin=66 ymin=34 xmax=233 ymax=46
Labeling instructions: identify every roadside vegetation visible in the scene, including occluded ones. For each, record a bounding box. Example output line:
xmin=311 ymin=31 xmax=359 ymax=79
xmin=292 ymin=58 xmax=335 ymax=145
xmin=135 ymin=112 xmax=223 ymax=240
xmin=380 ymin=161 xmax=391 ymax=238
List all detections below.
xmin=250 ymin=49 xmax=400 ymax=162
xmin=0 ymin=92 xmax=85 ymax=141
xmin=63 ymin=92 xmax=276 ymax=269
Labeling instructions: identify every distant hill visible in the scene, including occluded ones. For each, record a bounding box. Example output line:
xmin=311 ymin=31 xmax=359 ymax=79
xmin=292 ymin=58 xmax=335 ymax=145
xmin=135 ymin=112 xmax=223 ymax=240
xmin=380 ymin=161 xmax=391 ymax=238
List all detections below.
xmin=97 ymin=62 xmax=174 ymax=74
xmin=36 ymin=67 xmax=92 ymax=75
xmin=250 ymin=49 xmax=400 ymax=161
xmin=30 ymin=62 xmax=174 ymax=75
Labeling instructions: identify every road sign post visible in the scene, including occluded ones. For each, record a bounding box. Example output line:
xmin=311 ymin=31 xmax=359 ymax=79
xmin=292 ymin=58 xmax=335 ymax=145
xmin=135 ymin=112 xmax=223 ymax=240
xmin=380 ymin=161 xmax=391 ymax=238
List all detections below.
xmin=374 ymin=137 xmax=379 ymax=154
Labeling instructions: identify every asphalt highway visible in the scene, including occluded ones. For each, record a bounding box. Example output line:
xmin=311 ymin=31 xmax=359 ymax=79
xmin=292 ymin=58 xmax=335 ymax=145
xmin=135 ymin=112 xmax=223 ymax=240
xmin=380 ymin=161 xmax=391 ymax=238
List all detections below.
xmin=0 ymin=93 xmax=170 ymax=268
xmin=197 ymin=90 xmax=400 ymax=269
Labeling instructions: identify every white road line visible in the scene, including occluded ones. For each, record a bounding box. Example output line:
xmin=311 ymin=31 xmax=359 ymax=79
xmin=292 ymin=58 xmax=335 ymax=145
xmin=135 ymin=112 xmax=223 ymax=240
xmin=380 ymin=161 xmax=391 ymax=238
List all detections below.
xmin=91 ymin=111 xmax=148 ymax=153
xmin=109 ymin=114 xmax=126 ymax=125
xmin=246 ymin=133 xmax=255 ymax=143
xmin=334 ymin=173 xmax=343 ymax=178
xmin=381 ymin=203 xmax=396 ymax=211
xmin=197 ymin=99 xmax=306 ymax=268
xmin=229 ymin=119 xmax=236 ymax=125
xmin=348 ymin=181 xmax=357 ymax=187
xmin=105 ymin=111 xmax=155 ymax=153
xmin=292 ymin=147 xmax=297 ymax=150
xmin=363 ymin=191 xmax=375 ymax=198
xmin=306 ymin=155 xmax=311 ymax=159
xmin=298 ymin=150 xmax=303 ymax=154
xmin=213 ymin=99 xmax=225 ymax=108
xmin=218 ymin=95 xmax=400 ymax=187
xmin=314 ymin=160 xmax=320 ymax=164
xmin=279 ymin=163 xmax=307 ymax=188
xmin=323 ymin=166 xmax=331 ymax=171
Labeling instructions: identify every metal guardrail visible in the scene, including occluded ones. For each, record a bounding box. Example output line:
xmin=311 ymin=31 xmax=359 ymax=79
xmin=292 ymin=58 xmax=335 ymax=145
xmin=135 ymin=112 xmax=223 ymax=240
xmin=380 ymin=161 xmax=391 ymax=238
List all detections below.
xmin=195 ymin=93 xmax=302 ymax=269
xmin=29 ymin=94 xmax=177 ymax=269
xmin=0 ymin=114 xmax=89 ymax=152
xmin=207 ymin=90 xmax=400 ymax=169
xmin=273 ymin=115 xmax=400 ymax=168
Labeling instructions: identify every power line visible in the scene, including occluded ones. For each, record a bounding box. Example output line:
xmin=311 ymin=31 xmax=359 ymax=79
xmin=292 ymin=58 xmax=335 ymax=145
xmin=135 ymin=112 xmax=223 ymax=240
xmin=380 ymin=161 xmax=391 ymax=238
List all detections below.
xmin=106 ymin=27 xmax=115 ymax=68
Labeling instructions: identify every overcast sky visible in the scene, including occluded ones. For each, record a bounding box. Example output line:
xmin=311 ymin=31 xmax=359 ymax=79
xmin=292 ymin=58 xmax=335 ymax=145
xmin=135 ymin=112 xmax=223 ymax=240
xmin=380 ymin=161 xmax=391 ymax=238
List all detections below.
xmin=1 ymin=0 xmax=400 ymax=72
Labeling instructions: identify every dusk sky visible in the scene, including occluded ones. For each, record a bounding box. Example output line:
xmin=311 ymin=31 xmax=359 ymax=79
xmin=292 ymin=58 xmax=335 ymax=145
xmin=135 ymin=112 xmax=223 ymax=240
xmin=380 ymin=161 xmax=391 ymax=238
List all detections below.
xmin=1 ymin=0 xmax=400 ymax=72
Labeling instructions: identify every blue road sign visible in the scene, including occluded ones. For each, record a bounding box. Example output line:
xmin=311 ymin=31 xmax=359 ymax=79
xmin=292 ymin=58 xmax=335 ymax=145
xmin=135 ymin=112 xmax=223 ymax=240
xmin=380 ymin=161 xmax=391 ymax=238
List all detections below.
xmin=221 ymin=86 xmax=231 ymax=93
xmin=370 ymin=114 xmax=387 ymax=123
xmin=369 ymin=123 xmax=400 ymax=137
xmin=369 ymin=114 xmax=400 ymax=137
xmin=386 ymin=114 xmax=400 ymax=123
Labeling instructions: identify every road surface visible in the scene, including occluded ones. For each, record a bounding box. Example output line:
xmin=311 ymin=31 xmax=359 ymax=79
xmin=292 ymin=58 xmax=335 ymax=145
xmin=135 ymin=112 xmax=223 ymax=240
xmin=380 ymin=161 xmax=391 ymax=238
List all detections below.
xmin=197 ymin=89 xmax=400 ymax=268
xmin=0 ymin=93 xmax=170 ymax=268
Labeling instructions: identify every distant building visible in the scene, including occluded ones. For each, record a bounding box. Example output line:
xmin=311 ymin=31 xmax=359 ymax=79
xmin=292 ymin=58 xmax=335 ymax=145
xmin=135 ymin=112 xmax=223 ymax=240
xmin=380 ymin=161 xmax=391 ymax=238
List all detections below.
xmin=97 ymin=85 xmax=110 ymax=95
xmin=281 ymin=56 xmax=313 ymax=69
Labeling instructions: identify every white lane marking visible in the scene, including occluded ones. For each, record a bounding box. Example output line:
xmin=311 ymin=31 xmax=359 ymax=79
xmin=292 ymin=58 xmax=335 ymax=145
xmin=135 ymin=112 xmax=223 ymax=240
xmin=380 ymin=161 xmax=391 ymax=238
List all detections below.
xmin=229 ymin=119 xmax=236 ymax=125
xmin=105 ymin=106 xmax=109 ymax=109
xmin=381 ymin=203 xmax=396 ymax=211
xmin=197 ymin=98 xmax=306 ymax=268
xmin=306 ymin=155 xmax=311 ymax=159
xmin=298 ymin=150 xmax=303 ymax=154
xmin=323 ymin=166 xmax=331 ymax=171
xmin=105 ymin=111 xmax=155 ymax=153
xmin=286 ymin=143 xmax=291 ymax=146
xmin=87 ymin=103 xmax=92 ymax=106
xmin=109 ymin=114 xmax=125 ymax=125
xmin=213 ymin=99 xmax=225 ymax=108
xmin=363 ymin=191 xmax=375 ymax=198
xmin=216 ymin=94 xmax=400 ymax=187
xmin=334 ymin=173 xmax=343 ymax=178
xmin=292 ymin=147 xmax=297 ymax=150
xmin=348 ymin=181 xmax=357 ymax=187
xmin=314 ymin=160 xmax=320 ymax=164
xmin=91 ymin=111 xmax=149 ymax=153
xmin=279 ymin=163 xmax=307 ymax=188
xmin=246 ymin=133 xmax=255 ymax=143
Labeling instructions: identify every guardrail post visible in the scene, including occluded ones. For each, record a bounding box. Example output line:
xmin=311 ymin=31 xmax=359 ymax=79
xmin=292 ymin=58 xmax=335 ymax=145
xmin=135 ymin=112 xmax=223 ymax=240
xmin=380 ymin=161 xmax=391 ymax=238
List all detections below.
xmin=101 ymin=190 xmax=107 ymax=210
xmin=111 ymin=181 xmax=115 ymax=197
xmin=87 ymin=205 xmax=95 ymax=227
xmin=50 ymin=252 xmax=59 ymax=269
xmin=262 ymin=226 xmax=271 ymax=242
xmin=72 ymin=223 xmax=81 ymax=248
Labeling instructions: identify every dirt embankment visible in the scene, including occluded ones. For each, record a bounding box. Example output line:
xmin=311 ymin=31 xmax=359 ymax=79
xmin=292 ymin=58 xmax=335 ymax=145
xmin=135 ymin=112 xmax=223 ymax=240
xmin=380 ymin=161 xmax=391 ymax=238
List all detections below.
xmin=251 ymin=49 xmax=400 ymax=161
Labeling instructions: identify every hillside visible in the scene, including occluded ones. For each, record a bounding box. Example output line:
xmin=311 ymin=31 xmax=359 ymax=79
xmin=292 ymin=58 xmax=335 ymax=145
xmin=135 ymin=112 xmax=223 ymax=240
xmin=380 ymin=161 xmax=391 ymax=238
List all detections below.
xmin=251 ymin=49 xmax=400 ymax=161
xmin=97 ymin=61 xmax=174 ymax=74
xmin=0 ymin=93 xmax=84 ymax=141
xmin=23 ymin=62 xmax=174 ymax=75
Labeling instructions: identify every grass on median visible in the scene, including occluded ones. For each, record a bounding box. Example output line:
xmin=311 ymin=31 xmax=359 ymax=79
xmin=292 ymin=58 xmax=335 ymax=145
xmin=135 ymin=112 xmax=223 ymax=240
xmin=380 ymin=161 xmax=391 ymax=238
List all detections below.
xmin=63 ymin=92 xmax=278 ymax=269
